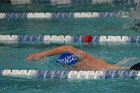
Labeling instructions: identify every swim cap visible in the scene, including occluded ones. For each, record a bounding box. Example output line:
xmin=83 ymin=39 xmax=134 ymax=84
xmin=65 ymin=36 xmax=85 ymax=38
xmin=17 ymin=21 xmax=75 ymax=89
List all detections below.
xmin=56 ymin=52 xmax=79 ymax=65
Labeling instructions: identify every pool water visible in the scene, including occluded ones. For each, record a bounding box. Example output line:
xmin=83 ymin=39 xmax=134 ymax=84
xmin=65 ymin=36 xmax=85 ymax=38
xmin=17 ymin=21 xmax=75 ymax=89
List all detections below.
xmin=0 ymin=18 xmax=139 ymax=35
xmin=0 ymin=44 xmax=140 ymax=93
xmin=0 ymin=2 xmax=137 ymax=12
xmin=0 ymin=1 xmax=140 ymax=93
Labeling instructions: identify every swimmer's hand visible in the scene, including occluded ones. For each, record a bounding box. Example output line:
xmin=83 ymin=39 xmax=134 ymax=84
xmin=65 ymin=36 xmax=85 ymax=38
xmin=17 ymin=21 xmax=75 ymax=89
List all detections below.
xmin=26 ymin=53 xmax=45 ymax=61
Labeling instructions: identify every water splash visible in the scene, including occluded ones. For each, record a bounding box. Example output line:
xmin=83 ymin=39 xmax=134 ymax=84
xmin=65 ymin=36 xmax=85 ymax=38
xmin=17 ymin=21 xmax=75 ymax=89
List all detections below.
xmin=123 ymin=7 xmax=140 ymax=31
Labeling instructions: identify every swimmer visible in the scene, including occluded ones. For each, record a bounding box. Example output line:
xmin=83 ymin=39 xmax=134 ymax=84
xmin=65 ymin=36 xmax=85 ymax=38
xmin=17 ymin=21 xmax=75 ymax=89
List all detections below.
xmin=26 ymin=45 xmax=140 ymax=71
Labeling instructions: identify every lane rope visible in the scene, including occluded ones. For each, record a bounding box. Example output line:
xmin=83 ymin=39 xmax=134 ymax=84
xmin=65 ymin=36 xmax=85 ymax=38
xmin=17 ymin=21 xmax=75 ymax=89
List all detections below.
xmin=0 ymin=12 xmax=129 ymax=20
xmin=1 ymin=0 xmax=140 ymax=6
xmin=1 ymin=69 xmax=140 ymax=80
xmin=0 ymin=35 xmax=139 ymax=45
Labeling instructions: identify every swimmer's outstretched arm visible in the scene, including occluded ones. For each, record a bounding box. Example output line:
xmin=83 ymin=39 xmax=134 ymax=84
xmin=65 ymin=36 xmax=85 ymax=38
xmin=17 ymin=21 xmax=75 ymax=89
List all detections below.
xmin=26 ymin=45 xmax=135 ymax=70
xmin=26 ymin=45 xmax=90 ymax=61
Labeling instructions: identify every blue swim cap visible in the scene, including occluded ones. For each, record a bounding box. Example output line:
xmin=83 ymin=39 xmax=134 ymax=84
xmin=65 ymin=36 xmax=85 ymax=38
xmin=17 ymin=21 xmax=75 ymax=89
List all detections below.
xmin=56 ymin=52 xmax=79 ymax=65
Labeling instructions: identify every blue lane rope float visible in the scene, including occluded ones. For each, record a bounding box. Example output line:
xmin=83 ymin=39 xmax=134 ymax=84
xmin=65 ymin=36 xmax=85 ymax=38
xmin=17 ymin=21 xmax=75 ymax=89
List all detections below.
xmin=93 ymin=36 xmax=99 ymax=43
xmin=0 ymin=12 xmax=129 ymax=20
xmin=1 ymin=69 xmax=140 ymax=80
xmin=17 ymin=35 xmax=44 ymax=42
xmin=0 ymin=35 xmax=140 ymax=45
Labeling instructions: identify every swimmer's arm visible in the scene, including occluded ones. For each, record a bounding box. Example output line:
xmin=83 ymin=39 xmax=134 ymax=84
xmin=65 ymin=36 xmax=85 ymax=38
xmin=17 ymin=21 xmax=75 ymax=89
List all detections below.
xmin=26 ymin=45 xmax=89 ymax=61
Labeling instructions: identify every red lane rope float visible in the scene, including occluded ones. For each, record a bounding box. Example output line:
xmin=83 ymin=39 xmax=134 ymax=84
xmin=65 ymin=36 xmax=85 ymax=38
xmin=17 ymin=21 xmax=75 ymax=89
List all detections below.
xmin=84 ymin=35 xmax=93 ymax=47
xmin=84 ymin=35 xmax=93 ymax=43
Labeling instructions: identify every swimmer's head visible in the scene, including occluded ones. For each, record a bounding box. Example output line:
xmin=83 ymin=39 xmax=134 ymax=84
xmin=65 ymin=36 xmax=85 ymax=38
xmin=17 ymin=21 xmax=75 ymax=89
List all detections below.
xmin=56 ymin=52 xmax=79 ymax=65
